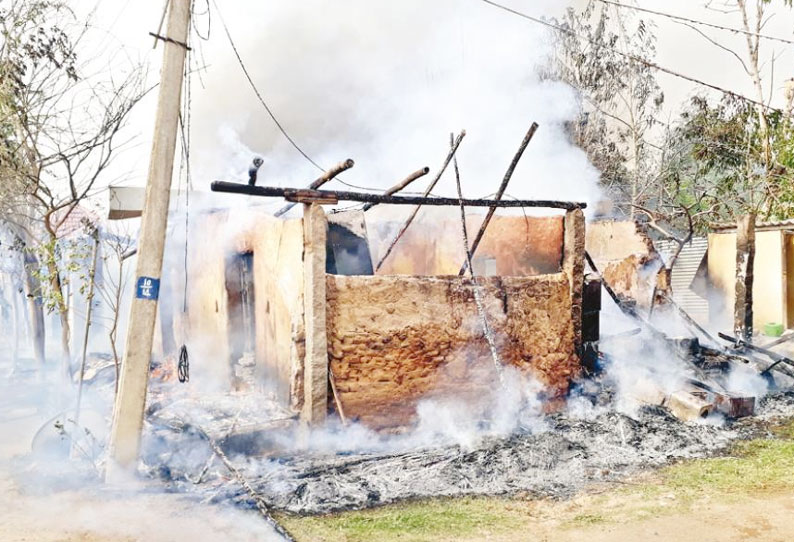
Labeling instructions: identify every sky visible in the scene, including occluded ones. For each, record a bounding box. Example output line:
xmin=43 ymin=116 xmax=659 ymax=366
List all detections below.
xmin=75 ymin=0 xmax=794 ymax=210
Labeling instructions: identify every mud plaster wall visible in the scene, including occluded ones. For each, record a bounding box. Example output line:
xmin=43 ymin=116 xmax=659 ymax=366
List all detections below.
xmin=708 ymin=230 xmax=786 ymax=330
xmin=586 ymin=220 xmax=666 ymax=309
xmin=326 ymin=274 xmax=579 ymax=430
xmin=185 ymin=209 xmax=303 ymax=400
xmin=370 ymin=213 xmax=564 ymax=276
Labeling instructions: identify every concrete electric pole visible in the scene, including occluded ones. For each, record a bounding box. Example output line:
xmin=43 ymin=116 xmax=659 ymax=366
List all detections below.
xmin=107 ymin=0 xmax=191 ymax=478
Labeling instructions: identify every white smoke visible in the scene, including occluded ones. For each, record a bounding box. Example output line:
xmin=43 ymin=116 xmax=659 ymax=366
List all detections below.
xmin=190 ymin=1 xmax=603 ymax=208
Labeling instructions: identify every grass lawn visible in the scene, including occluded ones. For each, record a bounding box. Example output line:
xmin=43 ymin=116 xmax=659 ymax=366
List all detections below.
xmin=277 ymin=418 xmax=794 ymax=542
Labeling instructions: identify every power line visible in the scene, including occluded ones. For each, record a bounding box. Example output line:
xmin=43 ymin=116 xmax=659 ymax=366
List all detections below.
xmin=594 ymin=0 xmax=794 ymax=47
xmin=478 ymin=0 xmax=782 ymax=113
xmin=210 ymin=0 xmax=325 ymax=173
xmin=210 ymin=0 xmax=394 ymax=194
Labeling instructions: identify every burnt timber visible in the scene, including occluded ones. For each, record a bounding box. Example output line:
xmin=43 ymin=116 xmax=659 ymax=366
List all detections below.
xmin=210 ymin=182 xmax=587 ymax=210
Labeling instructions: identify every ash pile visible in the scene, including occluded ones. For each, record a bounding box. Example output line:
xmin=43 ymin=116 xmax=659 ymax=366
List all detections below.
xmin=140 ymin=315 xmax=794 ymax=515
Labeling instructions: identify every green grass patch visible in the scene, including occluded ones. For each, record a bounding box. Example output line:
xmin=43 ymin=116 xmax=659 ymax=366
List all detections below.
xmin=770 ymin=417 xmax=794 ymax=440
xmin=279 ymin=497 xmax=526 ymax=542
xmin=660 ymin=438 xmax=794 ymax=495
xmin=569 ymin=513 xmax=606 ymax=526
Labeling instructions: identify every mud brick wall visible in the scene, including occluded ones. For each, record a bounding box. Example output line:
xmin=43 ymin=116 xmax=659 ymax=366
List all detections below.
xmin=585 ymin=219 xmax=667 ymax=310
xmin=326 ymin=274 xmax=579 ymax=430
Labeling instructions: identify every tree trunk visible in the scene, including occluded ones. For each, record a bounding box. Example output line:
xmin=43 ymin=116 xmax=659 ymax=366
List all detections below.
xmin=74 ymin=232 xmax=99 ymax=443
xmin=10 ymin=278 xmax=20 ymax=366
xmin=735 ymin=213 xmax=756 ymax=341
xmin=23 ymin=253 xmax=46 ymax=366
xmin=737 ymin=0 xmax=771 ymax=168
xmin=110 ymin=257 xmax=124 ymax=396
xmin=51 ymin=270 xmax=71 ymax=377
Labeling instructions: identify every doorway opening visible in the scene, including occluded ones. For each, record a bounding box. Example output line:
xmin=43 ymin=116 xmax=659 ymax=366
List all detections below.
xmin=225 ymin=251 xmax=256 ymax=389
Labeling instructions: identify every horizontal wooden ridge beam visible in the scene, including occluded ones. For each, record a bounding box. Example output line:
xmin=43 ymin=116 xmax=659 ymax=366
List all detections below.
xmin=210 ymin=181 xmax=587 ymax=211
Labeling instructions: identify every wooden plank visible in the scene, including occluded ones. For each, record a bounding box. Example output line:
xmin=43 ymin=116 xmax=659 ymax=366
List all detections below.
xmin=275 ymin=159 xmax=353 ymax=217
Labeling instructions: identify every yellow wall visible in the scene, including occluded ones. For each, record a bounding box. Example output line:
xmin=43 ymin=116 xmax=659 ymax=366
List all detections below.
xmin=707 ymin=230 xmax=786 ymax=330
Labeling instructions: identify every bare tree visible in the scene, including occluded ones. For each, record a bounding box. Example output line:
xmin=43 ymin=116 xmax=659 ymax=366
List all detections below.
xmin=95 ymin=224 xmax=135 ymax=394
xmin=0 ymin=1 xmax=144 ymax=375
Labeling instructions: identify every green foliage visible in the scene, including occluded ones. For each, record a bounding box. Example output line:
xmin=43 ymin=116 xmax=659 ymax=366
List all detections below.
xmin=28 ymin=224 xmax=96 ymax=314
xmin=0 ymin=1 xmax=77 ymax=177
xmin=662 ymin=94 xmax=794 ymax=226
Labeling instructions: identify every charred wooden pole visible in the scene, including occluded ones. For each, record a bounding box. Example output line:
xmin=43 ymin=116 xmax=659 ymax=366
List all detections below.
xmin=195 ymin=424 xmax=297 ymax=542
xmin=459 ymin=122 xmax=539 ymax=275
xmin=274 ymin=159 xmax=354 ymax=217
xmin=585 ymin=251 xmax=627 ymax=313
xmin=375 ymin=131 xmax=466 ymax=271
xmin=211 ymin=184 xmax=585 ymax=211
xmin=450 ymin=134 xmax=506 ymax=387
xmin=362 ymin=167 xmax=430 ymax=212
xmin=661 ymin=291 xmax=721 ymax=346
xmin=718 ymin=331 xmax=794 ymax=379
xmin=735 ymin=214 xmax=755 ymax=342
xmin=328 ymin=371 xmax=347 ymax=425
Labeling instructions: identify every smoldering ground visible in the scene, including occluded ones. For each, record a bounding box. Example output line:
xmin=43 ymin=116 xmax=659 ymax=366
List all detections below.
xmin=140 ymin=301 xmax=794 ymax=516
xmin=143 ymin=372 xmax=794 ymax=516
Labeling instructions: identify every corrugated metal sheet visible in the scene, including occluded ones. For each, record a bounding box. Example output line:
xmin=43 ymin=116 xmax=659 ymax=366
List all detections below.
xmin=656 ymin=238 xmax=709 ymax=324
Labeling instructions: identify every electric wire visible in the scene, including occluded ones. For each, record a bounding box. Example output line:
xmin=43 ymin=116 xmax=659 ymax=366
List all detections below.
xmin=593 ymin=0 xmax=794 ymax=47
xmin=478 ymin=0 xmax=783 ymax=113
xmin=192 ymin=0 xmax=211 ymax=40
xmin=175 ymin=4 xmax=196 ymax=384
xmin=209 ymin=0 xmax=398 ymax=194
xmin=210 ymin=0 xmax=325 ymax=173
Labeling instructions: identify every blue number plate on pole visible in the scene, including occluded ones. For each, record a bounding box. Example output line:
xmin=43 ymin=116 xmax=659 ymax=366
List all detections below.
xmin=135 ymin=276 xmax=160 ymax=300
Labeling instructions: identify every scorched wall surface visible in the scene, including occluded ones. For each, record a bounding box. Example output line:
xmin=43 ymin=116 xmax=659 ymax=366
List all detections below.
xmin=370 ymin=213 xmax=564 ymax=276
xmin=326 ymin=273 xmax=579 ymax=430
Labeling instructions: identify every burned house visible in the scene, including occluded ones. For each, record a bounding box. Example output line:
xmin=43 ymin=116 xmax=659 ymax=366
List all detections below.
xmin=171 ymin=200 xmax=592 ymax=430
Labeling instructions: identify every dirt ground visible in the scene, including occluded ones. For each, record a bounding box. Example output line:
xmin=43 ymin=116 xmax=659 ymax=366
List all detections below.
xmin=0 ymin=473 xmax=282 ymax=542
xmin=3 ymin=357 xmax=792 ymax=542
xmin=281 ymin=487 xmax=794 ymax=542
xmin=2 ymin=470 xmax=793 ymax=542
xmin=517 ymin=488 xmax=794 ymax=542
